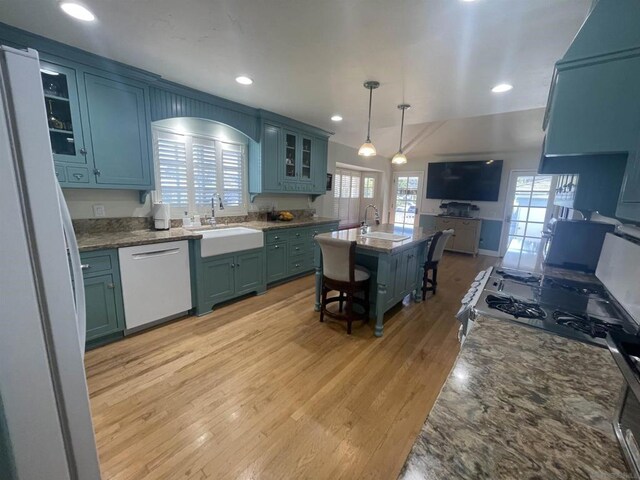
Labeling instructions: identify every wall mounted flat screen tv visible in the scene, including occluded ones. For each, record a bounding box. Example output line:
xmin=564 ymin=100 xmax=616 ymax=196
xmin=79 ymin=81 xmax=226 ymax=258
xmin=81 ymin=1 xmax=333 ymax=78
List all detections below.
xmin=426 ymin=160 xmax=503 ymax=201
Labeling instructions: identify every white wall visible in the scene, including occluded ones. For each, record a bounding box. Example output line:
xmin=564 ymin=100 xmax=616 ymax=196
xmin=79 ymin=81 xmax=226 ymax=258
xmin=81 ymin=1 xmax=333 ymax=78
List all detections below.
xmin=392 ymin=148 xmax=542 ymax=220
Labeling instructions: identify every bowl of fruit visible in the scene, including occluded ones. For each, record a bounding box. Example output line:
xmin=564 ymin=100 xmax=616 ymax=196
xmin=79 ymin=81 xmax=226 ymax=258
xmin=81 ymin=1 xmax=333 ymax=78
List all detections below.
xmin=278 ymin=211 xmax=294 ymax=221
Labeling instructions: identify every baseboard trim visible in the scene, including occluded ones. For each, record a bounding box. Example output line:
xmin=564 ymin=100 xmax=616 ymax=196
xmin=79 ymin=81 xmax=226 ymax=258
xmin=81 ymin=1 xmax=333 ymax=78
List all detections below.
xmin=478 ymin=248 xmax=501 ymax=257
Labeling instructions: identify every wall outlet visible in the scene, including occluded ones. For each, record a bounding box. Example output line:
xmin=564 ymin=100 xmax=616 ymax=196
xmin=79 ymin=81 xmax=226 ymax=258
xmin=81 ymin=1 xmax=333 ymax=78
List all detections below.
xmin=93 ymin=204 xmax=106 ymax=217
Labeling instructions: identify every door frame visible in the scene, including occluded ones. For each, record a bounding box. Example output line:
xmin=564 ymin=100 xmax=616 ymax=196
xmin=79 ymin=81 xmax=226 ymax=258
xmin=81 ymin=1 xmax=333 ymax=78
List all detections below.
xmin=390 ymin=171 xmax=424 ymax=228
xmin=498 ymin=169 xmax=557 ymax=257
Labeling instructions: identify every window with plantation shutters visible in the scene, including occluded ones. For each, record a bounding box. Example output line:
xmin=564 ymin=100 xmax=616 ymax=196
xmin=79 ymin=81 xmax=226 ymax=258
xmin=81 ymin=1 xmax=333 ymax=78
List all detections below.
xmin=153 ymin=127 xmax=247 ymax=217
xmin=156 ymin=131 xmax=188 ymax=207
xmin=333 ymin=168 xmax=361 ymax=224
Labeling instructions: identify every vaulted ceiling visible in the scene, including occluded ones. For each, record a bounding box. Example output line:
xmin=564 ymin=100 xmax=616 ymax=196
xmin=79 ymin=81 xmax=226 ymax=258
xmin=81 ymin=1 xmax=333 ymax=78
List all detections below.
xmin=0 ymin=0 xmax=591 ymax=156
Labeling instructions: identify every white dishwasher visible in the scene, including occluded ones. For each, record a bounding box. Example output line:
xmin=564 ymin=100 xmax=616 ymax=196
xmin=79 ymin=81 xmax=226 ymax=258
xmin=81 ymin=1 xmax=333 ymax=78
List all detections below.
xmin=119 ymin=240 xmax=192 ymax=332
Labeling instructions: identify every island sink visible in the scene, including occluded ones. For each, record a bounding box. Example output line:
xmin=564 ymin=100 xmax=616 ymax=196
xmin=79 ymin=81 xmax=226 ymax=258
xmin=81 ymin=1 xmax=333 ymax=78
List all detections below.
xmin=195 ymin=227 xmax=263 ymax=257
xmin=359 ymin=232 xmax=411 ymax=242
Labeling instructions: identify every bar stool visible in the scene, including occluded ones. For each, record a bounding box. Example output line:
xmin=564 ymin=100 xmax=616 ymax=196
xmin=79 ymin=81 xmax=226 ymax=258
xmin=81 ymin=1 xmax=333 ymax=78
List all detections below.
xmin=422 ymin=229 xmax=455 ymax=300
xmin=316 ymin=237 xmax=371 ymax=334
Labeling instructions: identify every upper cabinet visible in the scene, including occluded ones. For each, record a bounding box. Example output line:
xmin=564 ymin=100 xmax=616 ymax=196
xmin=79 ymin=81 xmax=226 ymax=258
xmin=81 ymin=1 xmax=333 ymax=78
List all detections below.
xmin=40 ymin=59 xmax=154 ymax=191
xmin=543 ymin=0 xmax=640 ymax=157
xmin=249 ymin=114 xmax=331 ymax=200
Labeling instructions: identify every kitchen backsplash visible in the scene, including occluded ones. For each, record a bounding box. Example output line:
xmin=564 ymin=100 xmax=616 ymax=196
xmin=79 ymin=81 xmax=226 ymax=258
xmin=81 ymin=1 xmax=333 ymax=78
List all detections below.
xmin=73 ymin=210 xmax=317 ymax=234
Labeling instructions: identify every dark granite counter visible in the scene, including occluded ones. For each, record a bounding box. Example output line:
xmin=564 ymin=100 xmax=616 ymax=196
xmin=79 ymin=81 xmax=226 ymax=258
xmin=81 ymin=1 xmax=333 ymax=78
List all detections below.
xmin=76 ymin=217 xmax=339 ymax=252
xmin=400 ymin=315 xmax=628 ymax=480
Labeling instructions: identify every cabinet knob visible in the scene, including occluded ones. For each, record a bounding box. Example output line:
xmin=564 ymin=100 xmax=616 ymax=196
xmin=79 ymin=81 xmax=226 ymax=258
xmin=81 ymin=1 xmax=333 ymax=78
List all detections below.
xmin=55 ymin=171 xmax=60 ymax=178
xmin=107 ymin=283 xmax=115 ymax=289
xmin=230 ymin=263 xmax=235 ymax=268
xmin=80 ymin=148 xmax=87 ymax=156
xmin=236 ymin=263 xmax=240 ymax=268
xmin=73 ymin=173 xmax=83 ymax=180
xmin=93 ymin=168 xmax=101 ymax=177
xmin=274 ymin=245 xmax=279 ymax=249
xmin=81 ymin=264 xmax=90 ymax=270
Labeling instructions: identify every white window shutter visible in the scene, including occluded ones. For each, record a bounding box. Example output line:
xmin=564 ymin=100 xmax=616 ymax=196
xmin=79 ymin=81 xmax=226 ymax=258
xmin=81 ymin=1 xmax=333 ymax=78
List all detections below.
xmin=220 ymin=143 xmax=245 ymax=213
xmin=192 ymin=137 xmax=217 ymax=208
xmin=155 ymin=131 xmax=188 ymax=208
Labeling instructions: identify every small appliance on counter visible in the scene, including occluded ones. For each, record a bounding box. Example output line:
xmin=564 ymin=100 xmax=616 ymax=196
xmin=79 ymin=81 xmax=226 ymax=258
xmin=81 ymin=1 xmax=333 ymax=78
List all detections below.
xmin=543 ymin=219 xmax=615 ymax=272
xmin=152 ymin=202 xmax=171 ymax=230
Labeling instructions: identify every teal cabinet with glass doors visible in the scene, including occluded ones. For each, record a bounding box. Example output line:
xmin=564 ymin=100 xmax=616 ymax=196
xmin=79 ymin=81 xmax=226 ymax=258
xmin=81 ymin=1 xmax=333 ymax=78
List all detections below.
xmin=39 ymin=58 xmax=153 ymax=191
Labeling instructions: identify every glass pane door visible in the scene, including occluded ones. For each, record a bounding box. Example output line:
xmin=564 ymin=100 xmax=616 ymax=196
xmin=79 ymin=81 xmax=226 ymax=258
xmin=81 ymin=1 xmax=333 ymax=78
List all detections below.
xmin=393 ymin=173 xmax=421 ymax=230
xmin=40 ymin=64 xmax=85 ymax=164
xmin=284 ymin=132 xmax=297 ymax=178
xmin=502 ymin=173 xmax=555 ymax=270
xmin=301 ymin=137 xmax=311 ymax=180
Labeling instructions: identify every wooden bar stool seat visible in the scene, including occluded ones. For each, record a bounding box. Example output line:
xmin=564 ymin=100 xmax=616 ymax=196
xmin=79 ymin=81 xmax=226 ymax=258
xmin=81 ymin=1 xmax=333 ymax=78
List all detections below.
xmin=422 ymin=229 xmax=454 ymax=300
xmin=316 ymin=237 xmax=371 ymax=334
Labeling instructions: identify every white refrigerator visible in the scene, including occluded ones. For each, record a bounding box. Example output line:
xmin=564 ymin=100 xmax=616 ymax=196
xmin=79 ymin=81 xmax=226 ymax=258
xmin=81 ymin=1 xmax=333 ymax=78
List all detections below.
xmin=0 ymin=46 xmax=101 ymax=478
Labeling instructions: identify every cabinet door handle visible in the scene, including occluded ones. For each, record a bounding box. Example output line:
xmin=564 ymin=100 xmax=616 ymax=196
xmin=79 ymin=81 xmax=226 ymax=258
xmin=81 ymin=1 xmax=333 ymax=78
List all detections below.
xmin=81 ymin=264 xmax=90 ymax=270
xmin=107 ymin=283 xmax=115 ymax=289
xmin=80 ymin=147 xmax=87 ymax=156
xmin=73 ymin=173 xmax=83 ymax=180
xmin=274 ymin=245 xmax=279 ymax=249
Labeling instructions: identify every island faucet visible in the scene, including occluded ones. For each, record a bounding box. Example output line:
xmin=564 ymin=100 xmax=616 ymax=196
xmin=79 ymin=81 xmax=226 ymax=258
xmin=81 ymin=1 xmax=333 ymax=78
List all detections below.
xmin=361 ymin=204 xmax=380 ymax=233
xmin=209 ymin=193 xmax=224 ymax=226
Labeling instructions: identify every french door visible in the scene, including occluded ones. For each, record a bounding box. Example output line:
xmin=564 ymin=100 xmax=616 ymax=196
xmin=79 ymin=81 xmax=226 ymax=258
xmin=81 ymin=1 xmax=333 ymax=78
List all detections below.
xmin=392 ymin=172 xmax=423 ymax=230
xmin=500 ymin=171 xmax=556 ymax=270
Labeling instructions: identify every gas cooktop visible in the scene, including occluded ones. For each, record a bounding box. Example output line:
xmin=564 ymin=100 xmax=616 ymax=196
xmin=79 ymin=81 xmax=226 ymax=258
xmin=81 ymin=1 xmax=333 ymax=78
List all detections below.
xmin=475 ymin=269 xmax=638 ymax=348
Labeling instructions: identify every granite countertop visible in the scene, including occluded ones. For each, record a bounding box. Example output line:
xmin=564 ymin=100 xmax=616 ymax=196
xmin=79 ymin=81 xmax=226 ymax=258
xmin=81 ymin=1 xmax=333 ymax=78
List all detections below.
xmin=400 ymin=315 xmax=629 ymax=480
xmin=76 ymin=217 xmax=339 ymax=252
xmin=317 ymin=224 xmax=432 ymax=253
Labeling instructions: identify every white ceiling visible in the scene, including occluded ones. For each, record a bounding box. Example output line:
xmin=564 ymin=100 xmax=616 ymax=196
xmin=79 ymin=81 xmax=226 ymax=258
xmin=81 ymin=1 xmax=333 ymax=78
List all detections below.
xmin=0 ymin=0 xmax=590 ymax=156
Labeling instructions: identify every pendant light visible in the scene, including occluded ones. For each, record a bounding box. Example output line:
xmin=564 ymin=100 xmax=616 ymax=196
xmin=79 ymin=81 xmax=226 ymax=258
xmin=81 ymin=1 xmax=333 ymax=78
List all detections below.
xmin=391 ymin=104 xmax=410 ymax=165
xmin=358 ymin=81 xmax=380 ymax=157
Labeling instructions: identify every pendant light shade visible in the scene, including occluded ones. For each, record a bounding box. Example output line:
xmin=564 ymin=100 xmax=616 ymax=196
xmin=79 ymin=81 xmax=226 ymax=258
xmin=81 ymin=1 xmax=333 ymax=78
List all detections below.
xmin=358 ymin=81 xmax=380 ymax=157
xmin=392 ymin=104 xmax=410 ymax=165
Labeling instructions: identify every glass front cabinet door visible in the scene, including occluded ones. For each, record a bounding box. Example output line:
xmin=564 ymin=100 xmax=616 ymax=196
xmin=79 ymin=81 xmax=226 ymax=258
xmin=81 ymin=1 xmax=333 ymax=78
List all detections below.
xmin=301 ymin=136 xmax=312 ymax=181
xmin=40 ymin=62 xmax=88 ymax=166
xmin=284 ymin=131 xmax=297 ymax=179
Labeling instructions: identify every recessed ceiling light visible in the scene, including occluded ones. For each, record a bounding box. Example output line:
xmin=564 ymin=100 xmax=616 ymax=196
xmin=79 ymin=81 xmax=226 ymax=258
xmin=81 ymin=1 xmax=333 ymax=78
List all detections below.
xmin=60 ymin=2 xmax=96 ymax=21
xmin=235 ymin=76 xmax=253 ymax=85
xmin=331 ymin=115 xmax=343 ymax=122
xmin=462 ymin=0 xmax=477 ymax=2
xmin=491 ymin=83 xmax=513 ymax=93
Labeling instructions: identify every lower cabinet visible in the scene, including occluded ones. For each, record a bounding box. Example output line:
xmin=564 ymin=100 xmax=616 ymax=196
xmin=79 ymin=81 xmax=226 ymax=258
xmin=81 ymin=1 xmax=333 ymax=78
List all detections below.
xmin=193 ymin=246 xmax=266 ymax=315
xmin=617 ymin=152 xmax=640 ymax=221
xmin=80 ymin=249 xmax=125 ymax=347
xmin=265 ymin=223 xmax=339 ymax=284
xmin=434 ymin=217 xmax=481 ymax=255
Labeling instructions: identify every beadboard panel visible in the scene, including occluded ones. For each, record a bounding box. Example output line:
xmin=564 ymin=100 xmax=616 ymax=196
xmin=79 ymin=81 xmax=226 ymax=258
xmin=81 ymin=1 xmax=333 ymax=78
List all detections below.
xmin=149 ymin=88 xmax=259 ymax=141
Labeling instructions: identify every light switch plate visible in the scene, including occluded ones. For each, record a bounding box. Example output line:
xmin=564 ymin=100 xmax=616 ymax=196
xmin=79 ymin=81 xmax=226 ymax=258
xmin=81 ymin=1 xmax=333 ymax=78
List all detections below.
xmin=93 ymin=204 xmax=106 ymax=217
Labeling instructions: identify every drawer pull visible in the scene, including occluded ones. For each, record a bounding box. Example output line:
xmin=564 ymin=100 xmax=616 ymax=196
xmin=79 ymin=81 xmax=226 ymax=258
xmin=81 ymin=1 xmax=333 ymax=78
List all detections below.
xmin=81 ymin=264 xmax=90 ymax=270
xmin=274 ymin=245 xmax=279 ymax=249
xmin=274 ymin=236 xmax=280 ymax=240
xmin=73 ymin=173 xmax=83 ymax=180
xmin=295 ymin=247 xmax=300 ymax=251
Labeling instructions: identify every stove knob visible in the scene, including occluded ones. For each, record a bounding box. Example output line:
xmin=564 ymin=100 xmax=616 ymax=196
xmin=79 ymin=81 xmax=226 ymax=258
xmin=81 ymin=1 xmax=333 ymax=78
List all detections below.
xmin=475 ymin=271 xmax=486 ymax=281
xmin=470 ymin=281 xmax=481 ymax=288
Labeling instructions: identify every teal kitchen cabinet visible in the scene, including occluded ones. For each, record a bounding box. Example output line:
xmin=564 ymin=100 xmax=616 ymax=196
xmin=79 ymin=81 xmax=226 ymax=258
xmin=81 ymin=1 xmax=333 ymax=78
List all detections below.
xmin=81 ymin=73 xmax=152 ymax=187
xmin=265 ymin=222 xmax=339 ymax=285
xmin=617 ymin=151 xmax=640 ymax=221
xmin=249 ymin=113 xmax=331 ymax=200
xmin=192 ymin=244 xmax=266 ymax=315
xmin=80 ymin=249 xmax=125 ymax=347
xmin=266 ymin=242 xmax=288 ymax=283
xmin=38 ymin=58 xmax=154 ymax=193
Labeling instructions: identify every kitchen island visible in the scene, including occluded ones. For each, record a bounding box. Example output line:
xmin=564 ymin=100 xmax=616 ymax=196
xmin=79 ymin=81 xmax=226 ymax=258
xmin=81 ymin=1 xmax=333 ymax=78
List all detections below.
xmin=400 ymin=315 xmax=628 ymax=479
xmin=314 ymin=224 xmax=433 ymax=337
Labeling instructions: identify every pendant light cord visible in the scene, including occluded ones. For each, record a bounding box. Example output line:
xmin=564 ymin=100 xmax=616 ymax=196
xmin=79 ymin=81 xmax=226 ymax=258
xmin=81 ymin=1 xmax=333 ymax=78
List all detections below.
xmin=398 ymin=107 xmax=405 ymax=153
xmin=366 ymin=86 xmax=373 ymax=142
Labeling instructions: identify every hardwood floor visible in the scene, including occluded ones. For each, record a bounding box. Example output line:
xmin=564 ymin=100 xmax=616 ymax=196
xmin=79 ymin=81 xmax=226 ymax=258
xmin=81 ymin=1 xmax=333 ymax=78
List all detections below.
xmin=85 ymin=252 xmax=495 ymax=479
